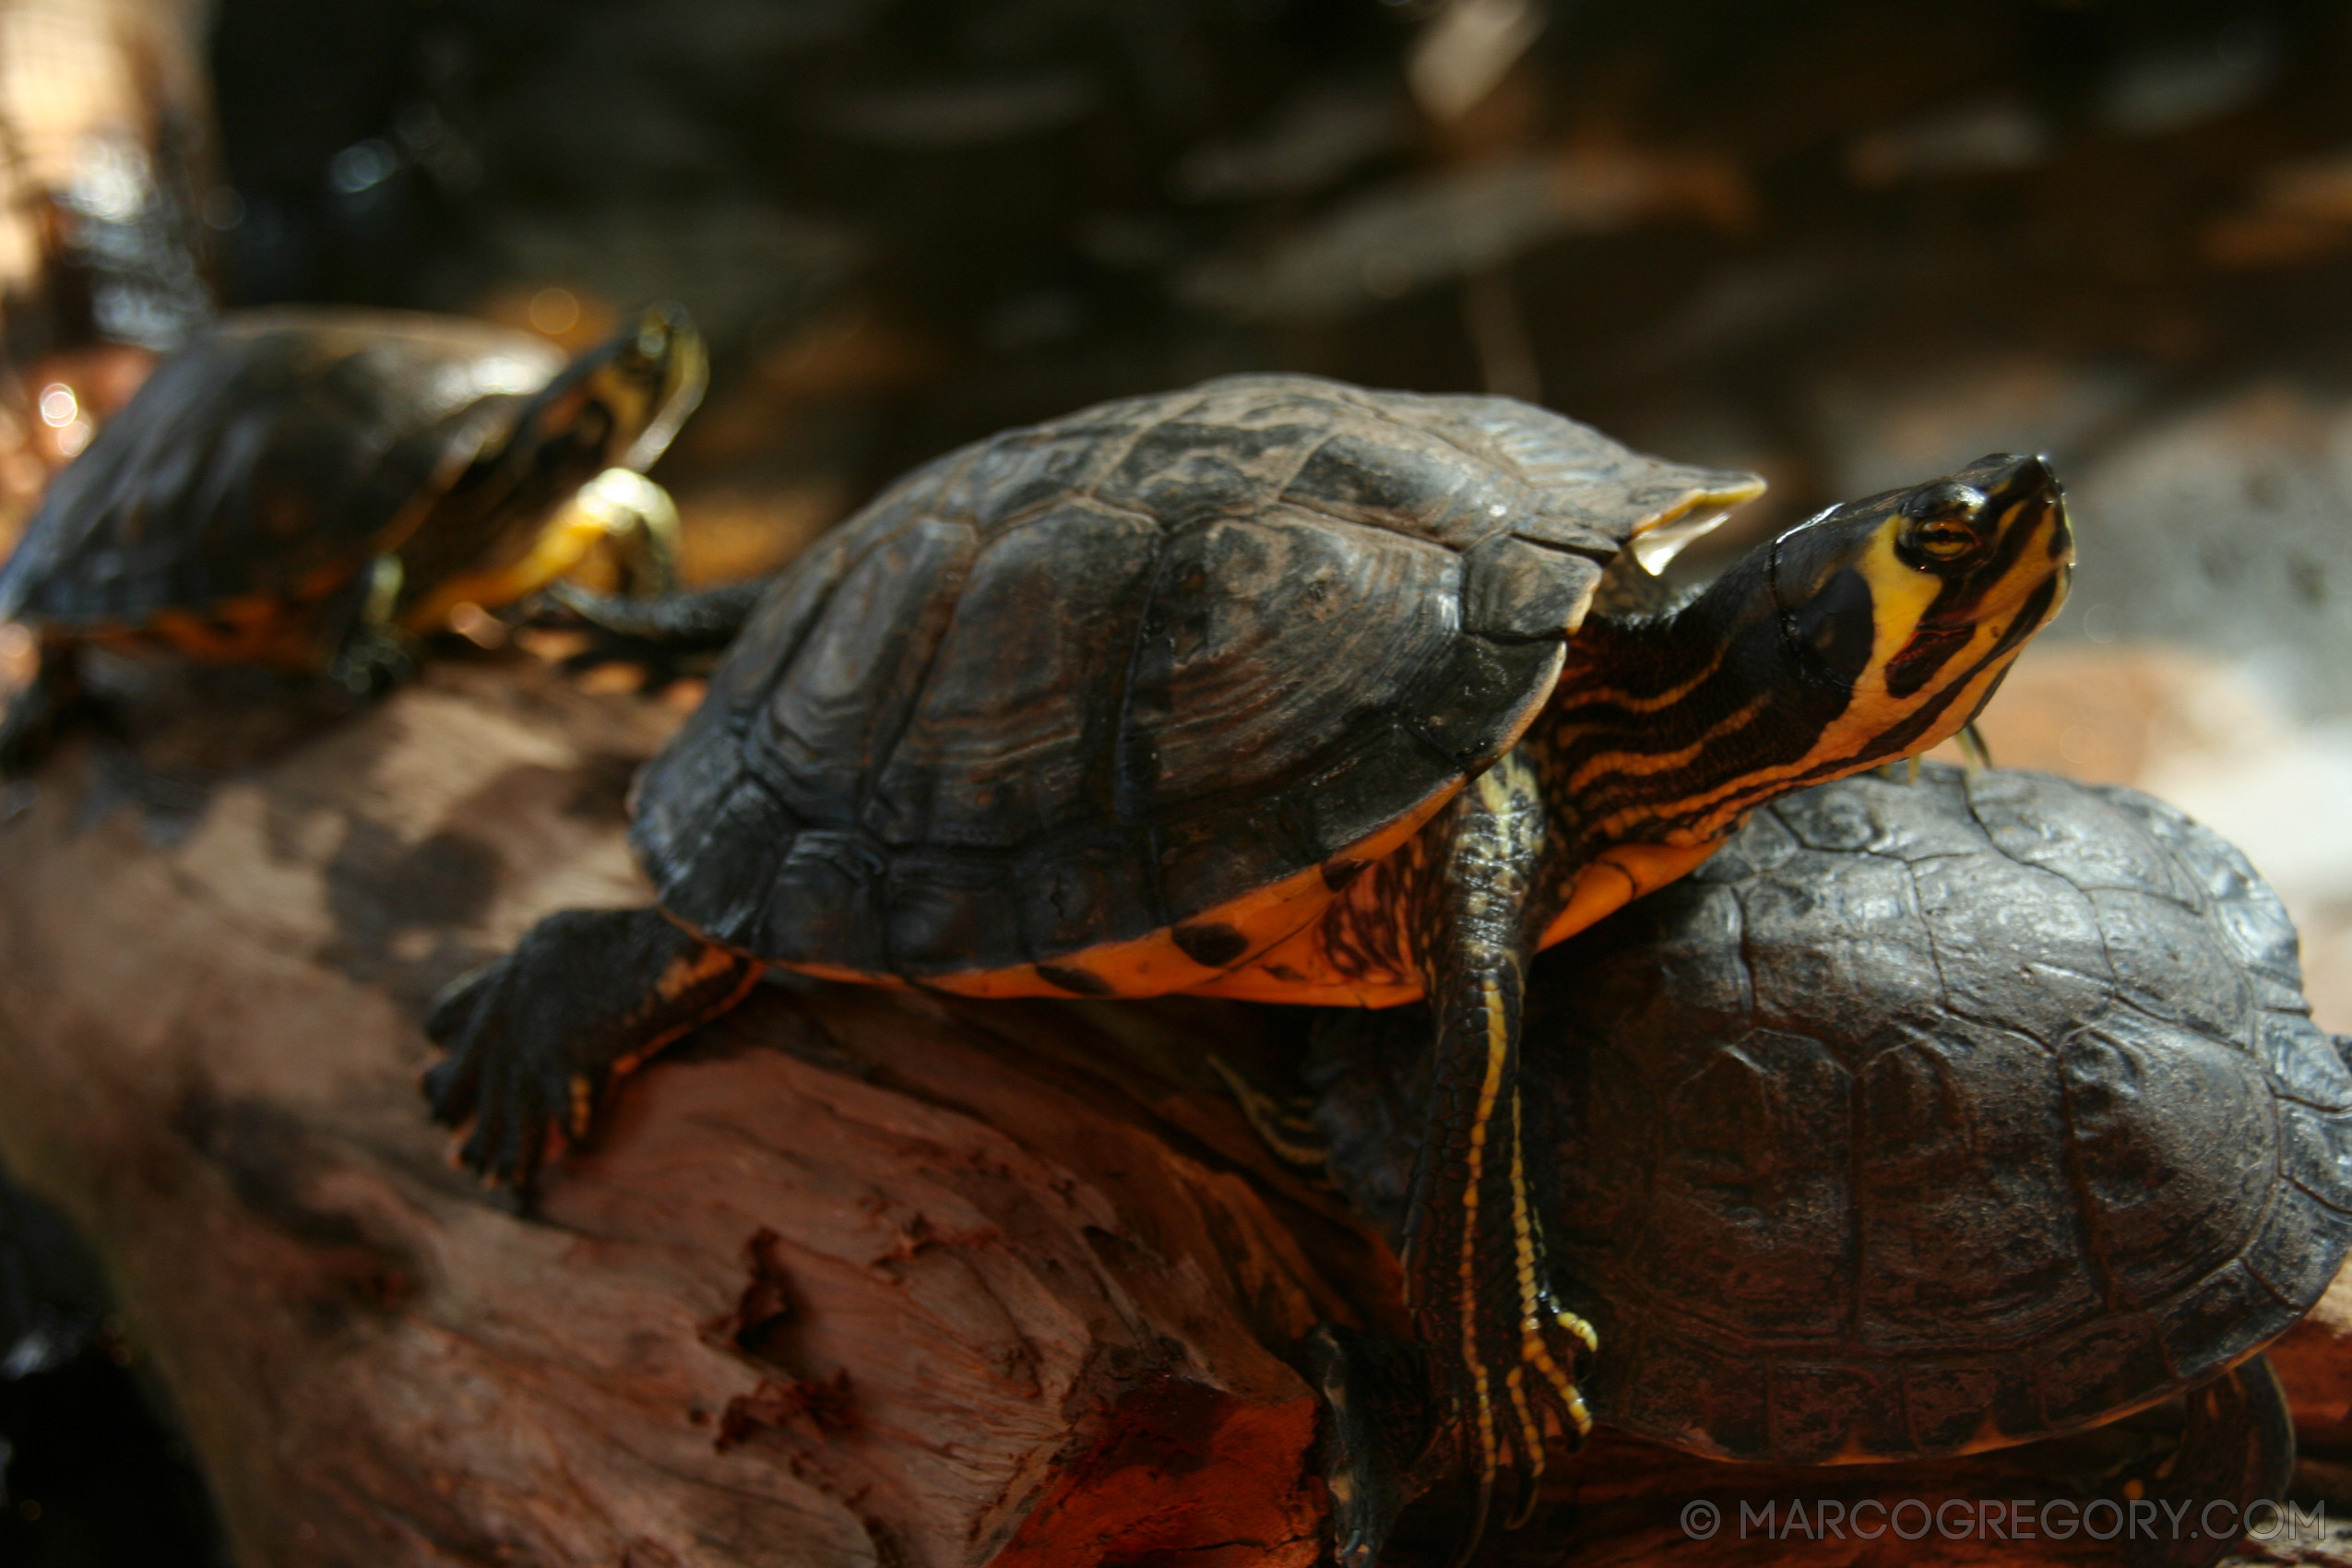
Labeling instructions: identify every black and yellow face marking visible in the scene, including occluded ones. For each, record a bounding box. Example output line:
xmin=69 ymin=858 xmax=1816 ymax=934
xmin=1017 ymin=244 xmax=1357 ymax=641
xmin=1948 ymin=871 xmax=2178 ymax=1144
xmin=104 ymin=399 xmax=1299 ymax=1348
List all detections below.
xmin=1539 ymin=451 xmax=2072 ymax=856
xmin=395 ymin=303 xmax=708 ymax=632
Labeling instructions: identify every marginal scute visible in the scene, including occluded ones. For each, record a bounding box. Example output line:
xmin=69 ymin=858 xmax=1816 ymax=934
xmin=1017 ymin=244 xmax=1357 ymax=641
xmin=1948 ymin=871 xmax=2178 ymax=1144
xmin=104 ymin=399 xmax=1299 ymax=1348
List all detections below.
xmin=756 ymin=831 xmax=888 ymax=974
xmin=1277 ymin=725 xmax=1460 ymax=864
xmin=659 ymin=778 xmax=797 ymax=951
xmin=2281 ymin=1099 xmax=2352 ymax=1212
xmin=2032 ymin=1314 xmax=2172 ymax=1429
xmin=1400 ymin=636 xmax=1562 ymax=772
xmin=626 ymin=704 xmax=742 ymax=873
xmin=1621 ymin=1327 xmax=1767 ymax=1459
xmin=1156 ymin=802 xmax=1306 ymax=932
xmin=2258 ymin=1009 xmax=2352 ymax=1111
xmin=2241 ymin=1185 xmax=2352 ymax=1307
xmin=886 ymin=850 xmax=1020 ymax=973
xmin=1459 ymin=533 xmax=1602 ymax=640
xmin=1899 ymin=1364 xmax=2009 ymax=1455
xmin=2159 ymin=1260 xmax=2299 ymax=1383
xmin=1765 ymin=1362 xmax=1899 ymax=1465
xmin=1018 ymin=834 xmax=1158 ymax=963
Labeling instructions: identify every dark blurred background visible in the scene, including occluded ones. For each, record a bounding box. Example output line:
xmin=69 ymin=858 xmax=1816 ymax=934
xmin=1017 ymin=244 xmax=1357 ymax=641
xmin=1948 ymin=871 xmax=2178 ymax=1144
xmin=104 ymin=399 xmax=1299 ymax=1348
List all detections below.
xmin=6 ymin=1 xmax=2352 ymax=1560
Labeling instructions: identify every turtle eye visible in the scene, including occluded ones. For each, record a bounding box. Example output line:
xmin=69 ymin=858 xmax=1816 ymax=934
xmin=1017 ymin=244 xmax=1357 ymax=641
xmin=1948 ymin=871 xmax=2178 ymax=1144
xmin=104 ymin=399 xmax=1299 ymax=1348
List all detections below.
xmin=1895 ymin=482 xmax=1990 ymax=570
xmin=1904 ymin=519 xmax=1978 ymax=560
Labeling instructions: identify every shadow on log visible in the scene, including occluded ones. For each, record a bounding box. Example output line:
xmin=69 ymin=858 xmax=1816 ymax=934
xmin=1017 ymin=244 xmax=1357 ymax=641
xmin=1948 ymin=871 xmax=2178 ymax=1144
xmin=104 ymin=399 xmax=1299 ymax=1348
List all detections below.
xmin=1 ymin=657 xmax=2350 ymax=1568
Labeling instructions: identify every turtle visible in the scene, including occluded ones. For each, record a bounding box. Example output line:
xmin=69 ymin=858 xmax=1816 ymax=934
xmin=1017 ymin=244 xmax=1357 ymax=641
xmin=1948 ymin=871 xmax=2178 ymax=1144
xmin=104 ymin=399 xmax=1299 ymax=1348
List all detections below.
xmin=1309 ymin=763 xmax=2352 ymax=1567
xmin=418 ymin=373 xmax=2073 ymax=1551
xmin=0 ymin=301 xmax=707 ymax=759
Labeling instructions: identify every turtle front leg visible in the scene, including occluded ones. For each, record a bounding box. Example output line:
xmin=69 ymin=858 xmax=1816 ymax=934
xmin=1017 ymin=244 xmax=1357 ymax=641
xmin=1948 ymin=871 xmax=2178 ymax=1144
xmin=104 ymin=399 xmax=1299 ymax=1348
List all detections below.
xmin=324 ymin=556 xmax=416 ymax=696
xmin=541 ymin=576 xmax=770 ymax=656
xmin=1337 ymin=751 xmax=1593 ymax=1565
xmin=422 ymin=907 xmax=761 ymax=1188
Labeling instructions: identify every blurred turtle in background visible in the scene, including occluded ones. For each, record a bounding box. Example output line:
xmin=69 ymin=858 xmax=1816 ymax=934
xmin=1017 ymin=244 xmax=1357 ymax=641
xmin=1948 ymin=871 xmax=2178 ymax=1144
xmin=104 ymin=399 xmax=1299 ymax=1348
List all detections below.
xmin=1310 ymin=764 xmax=2352 ymax=1568
xmin=0 ymin=301 xmax=705 ymax=763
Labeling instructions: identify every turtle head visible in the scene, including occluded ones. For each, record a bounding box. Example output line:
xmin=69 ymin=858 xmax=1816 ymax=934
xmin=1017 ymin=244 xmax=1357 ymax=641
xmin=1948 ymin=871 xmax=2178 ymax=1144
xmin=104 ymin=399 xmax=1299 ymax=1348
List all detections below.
xmin=1764 ymin=451 xmax=2071 ymax=759
xmin=1549 ymin=454 xmax=2071 ymax=849
xmin=387 ymin=305 xmax=707 ymax=630
xmin=559 ymin=302 xmax=709 ymax=472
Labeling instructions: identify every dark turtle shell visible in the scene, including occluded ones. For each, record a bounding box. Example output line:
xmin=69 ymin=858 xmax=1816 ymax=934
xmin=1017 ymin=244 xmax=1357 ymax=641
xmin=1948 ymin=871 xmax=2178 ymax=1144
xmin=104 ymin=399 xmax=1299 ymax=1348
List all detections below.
xmin=0 ymin=308 xmax=564 ymax=627
xmin=629 ymin=374 xmax=1761 ymax=980
xmin=1314 ymin=763 xmax=2352 ymax=1463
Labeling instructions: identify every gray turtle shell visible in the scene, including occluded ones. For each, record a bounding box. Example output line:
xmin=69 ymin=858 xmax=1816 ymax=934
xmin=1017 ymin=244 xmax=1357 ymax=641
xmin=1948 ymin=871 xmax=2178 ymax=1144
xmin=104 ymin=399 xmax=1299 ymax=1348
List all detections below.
xmin=1314 ymin=764 xmax=2352 ymax=1464
xmin=0 ymin=308 xmax=564 ymax=625
xmin=631 ymin=374 xmax=1756 ymax=980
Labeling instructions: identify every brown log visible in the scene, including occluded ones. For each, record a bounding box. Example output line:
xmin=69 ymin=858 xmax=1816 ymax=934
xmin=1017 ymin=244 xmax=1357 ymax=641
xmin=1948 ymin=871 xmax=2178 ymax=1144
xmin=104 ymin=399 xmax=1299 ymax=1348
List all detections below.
xmin=0 ymin=658 xmax=1396 ymax=1568
xmin=2 ymin=656 xmax=2350 ymax=1568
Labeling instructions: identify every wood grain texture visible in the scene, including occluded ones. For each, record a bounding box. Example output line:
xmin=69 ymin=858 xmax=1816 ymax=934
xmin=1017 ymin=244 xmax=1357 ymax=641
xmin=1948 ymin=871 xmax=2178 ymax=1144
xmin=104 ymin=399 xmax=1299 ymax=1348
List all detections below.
xmin=1 ymin=658 xmax=2349 ymax=1567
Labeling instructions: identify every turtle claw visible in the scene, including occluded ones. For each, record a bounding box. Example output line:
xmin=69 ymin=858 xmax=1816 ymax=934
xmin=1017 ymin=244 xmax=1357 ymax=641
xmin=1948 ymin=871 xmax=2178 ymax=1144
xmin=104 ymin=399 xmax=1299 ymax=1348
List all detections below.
xmin=423 ymin=944 xmax=587 ymax=1191
xmin=417 ymin=907 xmax=759 ymax=1192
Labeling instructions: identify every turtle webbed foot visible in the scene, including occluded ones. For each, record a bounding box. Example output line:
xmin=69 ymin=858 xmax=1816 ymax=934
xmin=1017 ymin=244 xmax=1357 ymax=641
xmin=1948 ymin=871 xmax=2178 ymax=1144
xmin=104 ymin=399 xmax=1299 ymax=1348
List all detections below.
xmin=422 ymin=907 xmax=758 ymax=1189
xmin=1449 ymin=1274 xmax=1597 ymax=1542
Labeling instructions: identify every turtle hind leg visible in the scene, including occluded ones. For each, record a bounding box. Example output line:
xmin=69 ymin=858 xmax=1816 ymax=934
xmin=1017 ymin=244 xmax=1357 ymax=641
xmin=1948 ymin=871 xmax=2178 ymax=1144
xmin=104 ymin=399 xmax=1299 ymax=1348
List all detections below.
xmin=2125 ymin=1354 xmax=2296 ymax=1568
xmin=529 ymin=577 xmax=771 ymax=692
xmin=422 ymin=907 xmax=761 ymax=1189
xmin=1395 ymin=754 xmax=1595 ymax=1566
